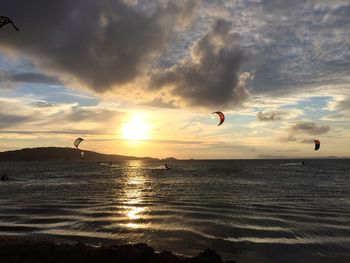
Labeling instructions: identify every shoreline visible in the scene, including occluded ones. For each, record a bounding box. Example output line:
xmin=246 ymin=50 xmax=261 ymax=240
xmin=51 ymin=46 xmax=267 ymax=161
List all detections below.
xmin=0 ymin=236 xmax=236 ymax=263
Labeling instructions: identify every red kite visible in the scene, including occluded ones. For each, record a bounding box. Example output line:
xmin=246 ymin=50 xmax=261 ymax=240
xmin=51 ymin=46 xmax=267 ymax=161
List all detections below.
xmin=212 ymin=111 xmax=225 ymax=126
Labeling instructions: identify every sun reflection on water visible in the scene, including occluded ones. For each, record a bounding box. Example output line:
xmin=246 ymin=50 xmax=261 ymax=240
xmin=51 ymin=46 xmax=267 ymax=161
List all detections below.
xmin=120 ymin=160 xmax=149 ymax=229
xmin=127 ymin=207 xmax=145 ymax=220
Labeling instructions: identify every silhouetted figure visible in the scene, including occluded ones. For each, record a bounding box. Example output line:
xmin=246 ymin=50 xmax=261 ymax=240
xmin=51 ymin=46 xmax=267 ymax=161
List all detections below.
xmin=302 ymin=161 xmax=305 ymax=165
xmin=1 ymin=173 xmax=9 ymax=181
xmin=165 ymin=163 xmax=171 ymax=170
xmin=109 ymin=162 xmax=112 ymax=166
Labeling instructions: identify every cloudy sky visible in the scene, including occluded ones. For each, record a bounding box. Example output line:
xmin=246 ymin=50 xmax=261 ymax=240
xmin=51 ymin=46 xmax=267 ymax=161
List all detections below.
xmin=0 ymin=0 xmax=349 ymax=159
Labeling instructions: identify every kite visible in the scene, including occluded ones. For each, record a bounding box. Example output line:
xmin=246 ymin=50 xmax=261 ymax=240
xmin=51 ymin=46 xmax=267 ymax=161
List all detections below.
xmin=314 ymin=140 xmax=320 ymax=151
xmin=74 ymin=137 xmax=84 ymax=148
xmin=212 ymin=111 xmax=225 ymax=126
xmin=0 ymin=16 xmax=19 ymax=31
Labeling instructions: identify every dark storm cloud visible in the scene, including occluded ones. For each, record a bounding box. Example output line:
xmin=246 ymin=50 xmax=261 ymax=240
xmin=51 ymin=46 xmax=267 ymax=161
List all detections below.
xmin=150 ymin=19 xmax=249 ymax=108
xmin=0 ymin=0 xmax=194 ymax=92
xmin=290 ymin=121 xmax=330 ymax=135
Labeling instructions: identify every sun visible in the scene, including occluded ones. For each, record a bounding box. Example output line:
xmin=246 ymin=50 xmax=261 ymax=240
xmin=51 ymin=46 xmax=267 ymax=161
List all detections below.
xmin=122 ymin=115 xmax=151 ymax=141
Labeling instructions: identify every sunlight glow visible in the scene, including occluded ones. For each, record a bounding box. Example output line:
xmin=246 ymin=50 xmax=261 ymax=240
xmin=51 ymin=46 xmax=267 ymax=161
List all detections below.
xmin=122 ymin=115 xmax=151 ymax=141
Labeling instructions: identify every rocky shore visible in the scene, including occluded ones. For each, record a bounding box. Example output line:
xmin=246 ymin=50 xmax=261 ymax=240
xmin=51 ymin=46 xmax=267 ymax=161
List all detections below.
xmin=0 ymin=237 xmax=236 ymax=263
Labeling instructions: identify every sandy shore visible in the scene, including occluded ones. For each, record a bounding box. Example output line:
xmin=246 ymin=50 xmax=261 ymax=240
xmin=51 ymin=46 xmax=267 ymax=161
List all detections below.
xmin=0 ymin=236 xmax=236 ymax=263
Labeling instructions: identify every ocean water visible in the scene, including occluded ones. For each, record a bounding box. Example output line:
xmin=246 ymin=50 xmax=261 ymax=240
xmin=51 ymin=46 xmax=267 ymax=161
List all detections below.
xmin=0 ymin=159 xmax=350 ymax=262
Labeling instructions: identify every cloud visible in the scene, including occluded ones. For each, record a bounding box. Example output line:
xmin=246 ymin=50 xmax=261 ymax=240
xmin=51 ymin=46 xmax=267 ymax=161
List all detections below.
xmin=150 ymin=19 xmax=250 ymax=108
xmin=323 ymin=97 xmax=350 ymax=121
xmin=7 ymin=72 xmax=61 ymax=85
xmin=65 ymin=107 xmax=122 ymax=123
xmin=290 ymin=121 xmax=330 ymax=135
xmin=257 ymin=110 xmax=287 ymax=121
xmin=256 ymin=108 xmax=304 ymax=122
xmin=0 ymin=113 xmax=32 ymax=129
xmin=260 ymin=0 xmax=308 ymax=13
xmin=141 ymin=97 xmax=177 ymax=109
xmin=0 ymin=0 xmax=195 ymax=92
xmin=0 ymin=71 xmax=61 ymax=89
xmin=300 ymin=138 xmax=316 ymax=143
xmin=0 ymin=97 xmax=124 ymax=134
xmin=0 ymin=129 xmax=100 ymax=135
xmin=0 ymin=99 xmax=34 ymax=128
xmin=1 ymin=0 xmax=349 ymax=112
xmin=280 ymin=121 xmax=330 ymax=143
xmin=335 ymin=99 xmax=350 ymax=111
xmin=280 ymin=135 xmax=298 ymax=142
xmin=247 ymin=1 xmax=350 ymax=94
xmin=30 ymin=101 xmax=56 ymax=108
xmin=276 ymin=149 xmax=301 ymax=153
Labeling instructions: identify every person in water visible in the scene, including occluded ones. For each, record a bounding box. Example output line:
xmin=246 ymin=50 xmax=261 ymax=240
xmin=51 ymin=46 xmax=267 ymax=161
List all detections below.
xmin=165 ymin=163 xmax=171 ymax=170
xmin=1 ymin=173 xmax=8 ymax=181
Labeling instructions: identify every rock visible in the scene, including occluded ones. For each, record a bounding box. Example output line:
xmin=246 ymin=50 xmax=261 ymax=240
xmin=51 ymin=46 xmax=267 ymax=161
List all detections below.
xmin=192 ymin=249 xmax=222 ymax=263
xmin=0 ymin=237 xmax=236 ymax=263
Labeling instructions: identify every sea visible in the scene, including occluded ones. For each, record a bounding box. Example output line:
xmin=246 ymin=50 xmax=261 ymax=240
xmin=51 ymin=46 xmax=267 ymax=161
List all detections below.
xmin=0 ymin=159 xmax=350 ymax=262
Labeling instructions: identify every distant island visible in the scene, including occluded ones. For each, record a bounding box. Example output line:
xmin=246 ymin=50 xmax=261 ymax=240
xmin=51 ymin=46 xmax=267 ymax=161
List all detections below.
xmin=0 ymin=147 xmax=163 ymax=162
xmin=257 ymin=154 xmax=349 ymax=159
xmin=1 ymin=148 xmax=347 ymax=161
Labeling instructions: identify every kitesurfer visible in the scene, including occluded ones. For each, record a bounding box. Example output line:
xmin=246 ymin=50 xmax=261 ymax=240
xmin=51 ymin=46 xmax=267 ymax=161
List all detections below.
xmin=74 ymin=138 xmax=85 ymax=159
xmin=1 ymin=173 xmax=9 ymax=181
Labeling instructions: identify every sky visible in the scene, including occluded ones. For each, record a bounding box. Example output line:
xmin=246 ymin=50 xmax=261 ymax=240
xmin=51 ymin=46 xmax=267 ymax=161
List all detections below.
xmin=0 ymin=0 xmax=350 ymax=159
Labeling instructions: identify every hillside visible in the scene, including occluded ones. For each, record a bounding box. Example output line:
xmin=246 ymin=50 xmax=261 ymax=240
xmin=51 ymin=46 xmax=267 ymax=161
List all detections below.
xmin=257 ymin=154 xmax=349 ymax=159
xmin=0 ymin=147 xmax=158 ymax=162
